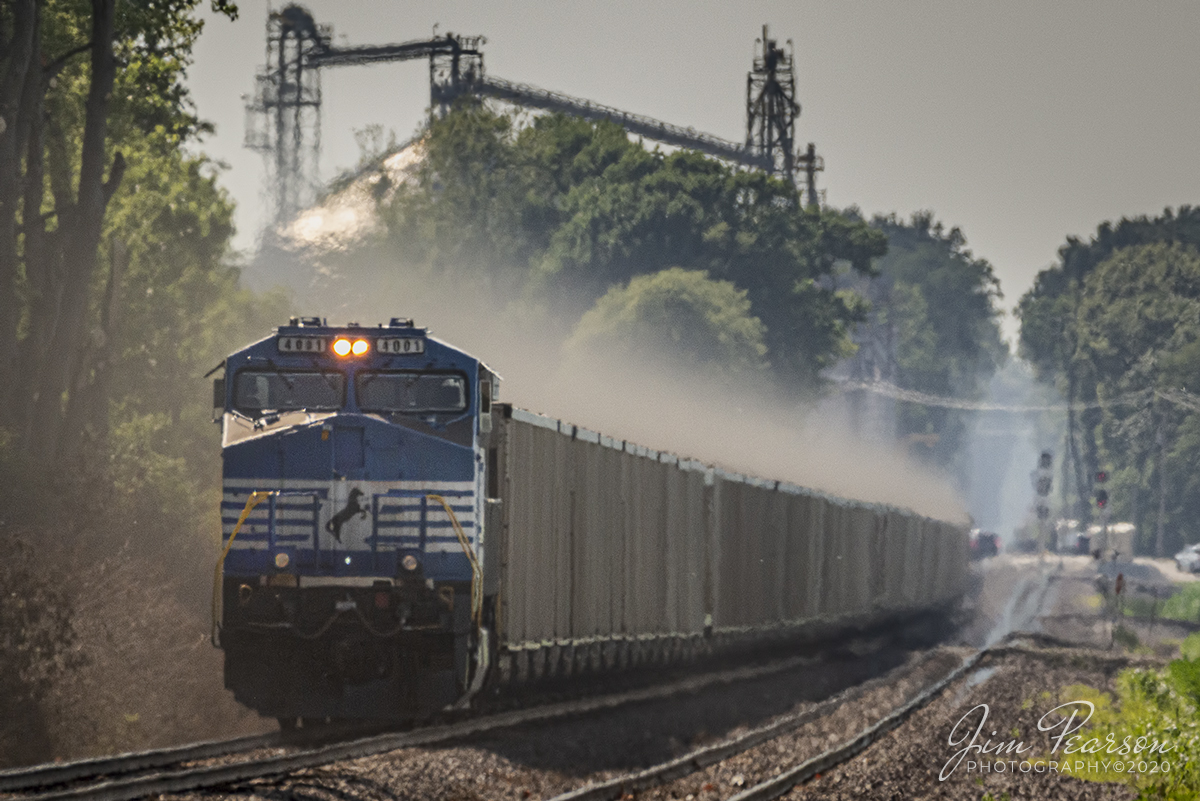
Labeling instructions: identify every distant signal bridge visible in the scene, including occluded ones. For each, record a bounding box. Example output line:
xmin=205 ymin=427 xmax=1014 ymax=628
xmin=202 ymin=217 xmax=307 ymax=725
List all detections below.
xmin=245 ymin=5 xmax=824 ymax=225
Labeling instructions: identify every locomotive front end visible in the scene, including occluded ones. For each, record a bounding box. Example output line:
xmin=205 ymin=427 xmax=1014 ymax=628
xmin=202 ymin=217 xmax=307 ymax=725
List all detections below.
xmin=212 ymin=318 xmax=497 ymax=724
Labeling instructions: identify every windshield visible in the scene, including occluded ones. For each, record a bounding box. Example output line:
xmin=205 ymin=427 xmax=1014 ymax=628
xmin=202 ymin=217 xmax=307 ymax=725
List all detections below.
xmin=356 ymin=372 xmax=467 ymax=414
xmin=234 ymin=370 xmax=344 ymax=413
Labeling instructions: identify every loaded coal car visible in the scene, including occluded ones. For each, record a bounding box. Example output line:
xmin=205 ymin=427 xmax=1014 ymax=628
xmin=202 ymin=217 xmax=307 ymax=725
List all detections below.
xmin=211 ymin=318 xmax=968 ymax=726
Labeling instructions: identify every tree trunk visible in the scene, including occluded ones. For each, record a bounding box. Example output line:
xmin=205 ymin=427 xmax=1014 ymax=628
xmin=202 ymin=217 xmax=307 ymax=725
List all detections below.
xmin=61 ymin=237 xmax=126 ymax=450
xmin=0 ymin=0 xmax=39 ymax=414
xmin=24 ymin=0 xmax=123 ymax=463
xmin=14 ymin=52 xmax=47 ymax=425
xmin=1155 ymin=402 xmax=1168 ymax=558
xmin=1130 ymin=474 xmax=1141 ymax=556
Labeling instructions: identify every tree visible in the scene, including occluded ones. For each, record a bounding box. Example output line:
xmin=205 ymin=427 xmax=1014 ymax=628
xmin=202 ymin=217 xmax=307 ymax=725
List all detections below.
xmin=1072 ymin=243 xmax=1200 ymax=554
xmin=0 ymin=0 xmax=238 ymax=463
xmin=567 ymin=267 xmax=769 ymax=375
xmin=1017 ymin=206 xmax=1200 ymax=520
xmin=367 ymin=105 xmax=886 ymax=390
xmin=836 ymin=212 xmax=1006 ymax=466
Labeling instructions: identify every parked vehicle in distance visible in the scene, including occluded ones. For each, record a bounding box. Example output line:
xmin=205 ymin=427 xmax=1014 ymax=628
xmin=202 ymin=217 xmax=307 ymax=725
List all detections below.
xmin=1175 ymin=544 xmax=1200 ymax=573
xmin=970 ymin=530 xmax=999 ymax=560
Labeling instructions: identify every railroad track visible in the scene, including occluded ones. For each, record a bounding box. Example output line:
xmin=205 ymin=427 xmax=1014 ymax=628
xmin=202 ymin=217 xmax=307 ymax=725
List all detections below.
xmin=3 ymin=566 xmax=1058 ymax=801
xmin=545 ymin=631 xmax=1058 ymax=801
xmin=2 ymin=647 xmax=1018 ymax=801
xmin=543 ymin=562 xmax=1067 ymax=801
xmin=0 ymin=732 xmax=282 ymax=796
xmin=0 ymin=644 xmax=847 ymax=801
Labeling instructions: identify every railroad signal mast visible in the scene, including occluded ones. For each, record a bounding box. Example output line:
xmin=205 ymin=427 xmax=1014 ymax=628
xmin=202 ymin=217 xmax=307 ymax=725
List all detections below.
xmin=1034 ymin=450 xmax=1053 ymax=549
xmin=1095 ymin=469 xmax=1110 ymax=540
xmin=1094 ymin=470 xmax=1109 ymax=512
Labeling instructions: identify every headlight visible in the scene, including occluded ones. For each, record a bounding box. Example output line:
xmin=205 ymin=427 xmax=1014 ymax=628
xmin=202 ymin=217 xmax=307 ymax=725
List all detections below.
xmin=351 ymin=339 xmax=369 ymax=356
xmin=332 ymin=338 xmax=352 ymax=356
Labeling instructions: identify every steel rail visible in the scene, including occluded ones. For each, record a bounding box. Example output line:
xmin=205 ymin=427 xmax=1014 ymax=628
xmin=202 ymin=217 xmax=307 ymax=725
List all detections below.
xmin=725 ymin=646 xmax=994 ymax=801
xmin=545 ymin=648 xmax=956 ymax=801
xmin=10 ymin=651 xmax=828 ymax=801
xmin=723 ymin=637 xmax=1129 ymax=800
xmin=0 ymin=732 xmax=281 ymax=794
xmin=547 ymin=628 xmax=1092 ymax=801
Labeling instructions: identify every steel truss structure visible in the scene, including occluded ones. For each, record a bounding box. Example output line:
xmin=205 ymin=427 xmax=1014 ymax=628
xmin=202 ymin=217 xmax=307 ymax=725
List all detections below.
xmin=245 ymin=5 xmax=825 ymax=224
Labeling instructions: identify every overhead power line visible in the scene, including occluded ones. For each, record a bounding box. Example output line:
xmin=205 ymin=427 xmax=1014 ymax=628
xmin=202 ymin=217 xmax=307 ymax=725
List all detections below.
xmin=832 ymin=380 xmax=1200 ymax=414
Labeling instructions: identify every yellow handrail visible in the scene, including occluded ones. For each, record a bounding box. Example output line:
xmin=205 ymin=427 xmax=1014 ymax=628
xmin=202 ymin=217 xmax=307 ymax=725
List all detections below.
xmin=211 ymin=490 xmax=484 ymax=645
xmin=211 ymin=491 xmax=272 ymax=646
xmin=426 ymin=493 xmax=483 ymax=628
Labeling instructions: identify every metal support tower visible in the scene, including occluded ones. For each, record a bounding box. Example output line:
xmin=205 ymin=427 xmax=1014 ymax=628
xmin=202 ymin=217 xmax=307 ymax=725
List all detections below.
xmin=430 ymin=36 xmax=486 ymax=115
xmin=746 ymin=25 xmax=823 ymax=205
xmin=245 ymin=4 xmax=486 ymax=225
xmin=244 ymin=5 xmax=329 ymax=225
xmin=798 ymin=142 xmax=825 ymax=209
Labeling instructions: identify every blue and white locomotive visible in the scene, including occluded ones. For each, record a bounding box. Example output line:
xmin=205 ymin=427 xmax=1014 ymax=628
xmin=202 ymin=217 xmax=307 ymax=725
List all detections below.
xmin=212 ymin=317 xmax=498 ymax=724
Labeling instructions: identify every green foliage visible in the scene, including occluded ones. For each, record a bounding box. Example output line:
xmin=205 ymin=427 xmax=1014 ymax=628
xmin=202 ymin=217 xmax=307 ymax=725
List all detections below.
xmin=871 ymin=213 xmax=1006 ymax=392
xmin=839 ymin=212 xmax=1006 ymax=466
xmin=1016 ymin=208 xmax=1200 ymax=531
xmin=1063 ymin=659 xmax=1200 ymax=800
xmin=1113 ymin=625 xmax=1140 ymax=650
xmin=37 ymin=0 xmax=237 ymax=146
xmin=1017 ymin=207 xmax=1200 ymax=381
xmin=372 ymin=104 xmax=886 ymax=389
xmin=567 ymin=267 xmax=769 ymax=374
xmin=100 ymin=129 xmax=290 ymax=497
xmin=1074 ymin=244 xmax=1200 ymax=551
xmin=1075 ymin=243 xmax=1200 ymax=391
xmin=1182 ymin=633 xmax=1200 ymax=661
xmin=4 ymin=0 xmax=282 ymax=476
xmin=1156 ymin=588 xmax=1200 ymax=625
xmin=0 ymin=0 xmax=289 ymax=763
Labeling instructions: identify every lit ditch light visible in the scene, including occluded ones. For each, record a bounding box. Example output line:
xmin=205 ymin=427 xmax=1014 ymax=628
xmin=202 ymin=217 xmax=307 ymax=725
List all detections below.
xmin=332 ymin=337 xmax=370 ymax=357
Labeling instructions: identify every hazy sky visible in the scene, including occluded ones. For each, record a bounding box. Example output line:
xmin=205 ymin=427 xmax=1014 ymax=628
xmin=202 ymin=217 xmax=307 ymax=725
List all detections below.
xmin=191 ymin=1 xmax=1200 ymax=345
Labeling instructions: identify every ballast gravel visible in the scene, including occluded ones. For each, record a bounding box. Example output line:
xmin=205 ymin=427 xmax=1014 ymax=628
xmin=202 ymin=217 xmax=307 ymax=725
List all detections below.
xmin=170 ymin=561 xmax=1157 ymax=801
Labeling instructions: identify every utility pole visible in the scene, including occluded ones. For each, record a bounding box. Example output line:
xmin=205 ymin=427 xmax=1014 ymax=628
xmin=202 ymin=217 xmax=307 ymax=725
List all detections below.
xmin=1155 ymin=403 xmax=1168 ymax=557
xmin=1034 ymin=450 xmax=1053 ymax=550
